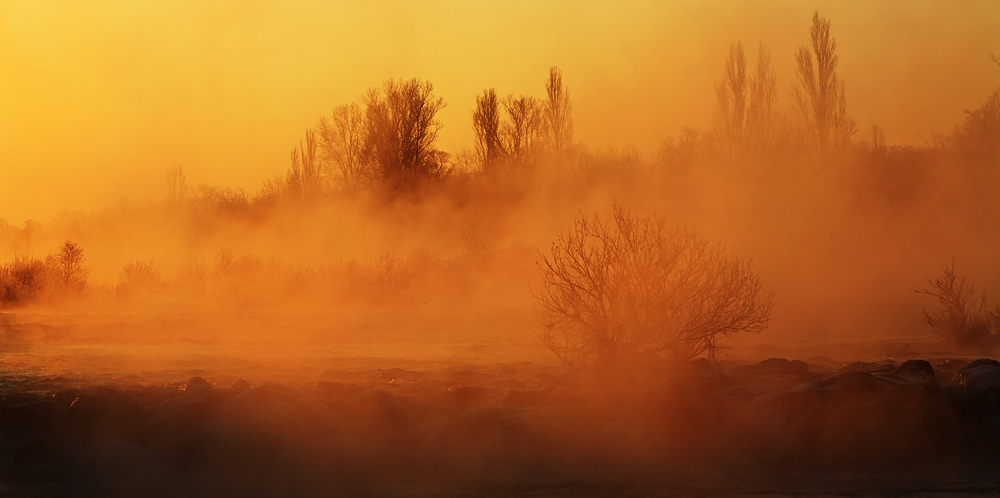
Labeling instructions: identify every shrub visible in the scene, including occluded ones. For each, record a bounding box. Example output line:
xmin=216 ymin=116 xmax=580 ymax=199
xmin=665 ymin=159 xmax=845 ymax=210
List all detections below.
xmin=915 ymin=262 xmax=1000 ymax=351
xmin=0 ymin=256 xmax=52 ymax=306
xmin=536 ymin=204 xmax=774 ymax=369
xmin=116 ymin=261 xmax=161 ymax=297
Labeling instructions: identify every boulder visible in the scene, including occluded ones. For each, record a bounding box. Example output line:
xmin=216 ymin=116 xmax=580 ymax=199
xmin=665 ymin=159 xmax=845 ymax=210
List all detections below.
xmin=895 ymin=360 xmax=938 ymax=393
xmin=203 ymin=384 xmax=346 ymax=447
xmin=745 ymin=358 xmax=810 ymax=377
xmin=735 ymin=365 xmax=953 ymax=467
xmin=944 ymin=358 xmax=1000 ymax=447
xmin=185 ymin=376 xmax=212 ymax=394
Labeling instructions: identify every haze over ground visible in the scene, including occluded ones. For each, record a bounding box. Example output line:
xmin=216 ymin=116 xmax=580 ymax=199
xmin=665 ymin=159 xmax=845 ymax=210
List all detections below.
xmin=3 ymin=4 xmax=1000 ymax=495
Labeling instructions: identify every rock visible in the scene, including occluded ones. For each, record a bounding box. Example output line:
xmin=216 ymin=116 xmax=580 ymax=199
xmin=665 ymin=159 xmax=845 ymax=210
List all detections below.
xmin=745 ymin=358 xmax=809 ymax=377
xmin=654 ymin=370 xmax=732 ymax=397
xmin=231 ymin=379 xmax=251 ymax=393
xmin=735 ymin=368 xmax=953 ymax=466
xmin=447 ymin=385 xmax=493 ymax=406
xmin=204 ymin=384 xmax=346 ymax=447
xmin=157 ymin=393 xmax=210 ymax=425
xmin=872 ymin=363 xmax=897 ymax=374
xmin=345 ymin=389 xmax=423 ymax=447
xmin=895 ymin=360 xmax=938 ymax=393
xmin=312 ymin=381 xmax=364 ymax=401
xmin=64 ymin=388 xmax=143 ymax=443
xmin=953 ymin=359 xmax=1000 ymax=389
xmin=945 ymin=358 xmax=1000 ymax=447
xmin=837 ymin=361 xmax=879 ymax=374
xmin=185 ymin=377 xmax=212 ymax=394
xmin=934 ymin=359 xmax=968 ymax=381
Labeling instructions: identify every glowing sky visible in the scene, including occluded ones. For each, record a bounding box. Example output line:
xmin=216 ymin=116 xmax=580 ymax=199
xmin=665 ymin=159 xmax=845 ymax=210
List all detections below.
xmin=1 ymin=0 xmax=998 ymax=222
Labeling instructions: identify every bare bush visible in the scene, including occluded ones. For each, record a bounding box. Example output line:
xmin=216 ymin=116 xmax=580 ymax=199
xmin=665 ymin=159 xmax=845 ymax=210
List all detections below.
xmin=537 ymin=204 xmax=774 ymax=369
xmin=915 ymin=262 xmax=1000 ymax=351
xmin=0 ymin=256 xmax=51 ymax=306
xmin=117 ymin=261 xmax=161 ymax=298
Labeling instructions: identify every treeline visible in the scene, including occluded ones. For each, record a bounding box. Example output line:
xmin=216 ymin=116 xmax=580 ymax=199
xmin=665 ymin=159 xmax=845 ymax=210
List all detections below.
xmin=2 ymin=11 xmax=999 ymax=310
xmin=0 ymin=241 xmax=88 ymax=306
xmin=159 ymin=11 xmax=999 ymax=211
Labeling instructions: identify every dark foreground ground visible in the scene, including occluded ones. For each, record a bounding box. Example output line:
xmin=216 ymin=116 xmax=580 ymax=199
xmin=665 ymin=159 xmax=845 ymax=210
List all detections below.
xmin=3 ymin=312 xmax=1000 ymax=496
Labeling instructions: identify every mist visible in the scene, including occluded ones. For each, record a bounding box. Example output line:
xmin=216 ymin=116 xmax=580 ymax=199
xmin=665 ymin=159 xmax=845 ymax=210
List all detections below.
xmin=2 ymin=2 xmax=1000 ymax=496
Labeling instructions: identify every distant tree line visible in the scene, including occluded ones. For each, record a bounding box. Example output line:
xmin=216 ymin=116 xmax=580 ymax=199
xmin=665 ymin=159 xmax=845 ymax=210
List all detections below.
xmin=159 ymin=10 xmax=999 ymax=212
xmin=0 ymin=241 xmax=89 ymax=307
xmin=260 ymin=67 xmax=576 ymax=201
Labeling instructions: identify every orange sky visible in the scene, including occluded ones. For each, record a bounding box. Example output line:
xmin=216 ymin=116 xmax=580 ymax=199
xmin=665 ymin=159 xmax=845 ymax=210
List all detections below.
xmin=1 ymin=0 xmax=998 ymax=223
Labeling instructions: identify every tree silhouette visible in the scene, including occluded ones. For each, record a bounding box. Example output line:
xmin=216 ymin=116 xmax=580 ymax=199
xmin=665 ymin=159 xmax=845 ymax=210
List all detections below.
xmin=166 ymin=167 xmax=187 ymax=203
xmin=317 ymin=103 xmax=373 ymax=192
xmin=716 ymin=42 xmax=779 ymax=155
xmin=715 ymin=42 xmax=748 ymax=154
xmin=364 ymin=78 xmax=446 ymax=189
xmin=538 ymin=204 xmax=774 ymax=369
xmin=472 ymin=88 xmax=504 ymax=172
xmin=502 ymin=95 xmax=543 ymax=166
xmin=747 ymin=43 xmax=779 ymax=152
xmin=55 ymin=240 xmax=89 ymax=292
xmin=287 ymin=129 xmax=323 ymax=199
xmin=793 ymin=12 xmax=855 ymax=153
xmin=543 ymin=67 xmax=573 ymax=155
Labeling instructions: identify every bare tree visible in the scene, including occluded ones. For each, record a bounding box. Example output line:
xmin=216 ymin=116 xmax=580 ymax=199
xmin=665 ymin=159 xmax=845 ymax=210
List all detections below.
xmin=793 ymin=11 xmax=855 ymax=152
xmin=544 ymin=67 xmax=573 ymax=154
xmin=716 ymin=42 xmax=780 ymax=155
xmin=472 ymin=88 xmax=505 ymax=172
xmin=915 ymin=261 xmax=1000 ymax=351
xmin=958 ymin=90 xmax=1000 ymax=154
xmin=54 ymin=240 xmax=89 ymax=292
xmin=317 ymin=103 xmax=372 ymax=192
xmin=166 ymin=167 xmax=188 ymax=203
xmin=746 ymin=43 xmax=778 ymax=152
xmin=287 ymin=129 xmax=323 ymax=199
xmin=954 ymin=53 xmax=1000 ymax=155
xmin=715 ymin=42 xmax=748 ymax=154
xmin=502 ymin=95 xmax=543 ymax=165
xmin=364 ymin=78 xmax=446 ymax=188
xmin=537 ymin=204 xmax=774 ymax=370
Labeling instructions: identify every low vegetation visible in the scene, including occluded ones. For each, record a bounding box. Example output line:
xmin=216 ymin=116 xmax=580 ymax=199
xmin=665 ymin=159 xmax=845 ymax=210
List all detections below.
xmin=537 ymin=204 xmax=774 ymax=369
xmin=0 ymin=241 xmax=88 ymax=307
xmin=916 ymin=262 xmax=1000 ymax=352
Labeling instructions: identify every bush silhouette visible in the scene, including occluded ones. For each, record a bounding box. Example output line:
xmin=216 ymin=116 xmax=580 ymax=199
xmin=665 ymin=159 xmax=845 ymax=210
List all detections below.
xmin=916 ymin=262 xmax=1000 ymax=351
xmin=0 ymin=256 xmax=51 ymax=306
xmin=537 ymin=204 xmax=774 ymax=369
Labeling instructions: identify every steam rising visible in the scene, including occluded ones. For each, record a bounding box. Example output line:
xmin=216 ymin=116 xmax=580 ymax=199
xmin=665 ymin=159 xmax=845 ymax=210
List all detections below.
xmin=1 ymin=3 xmax=1000 ymax=495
